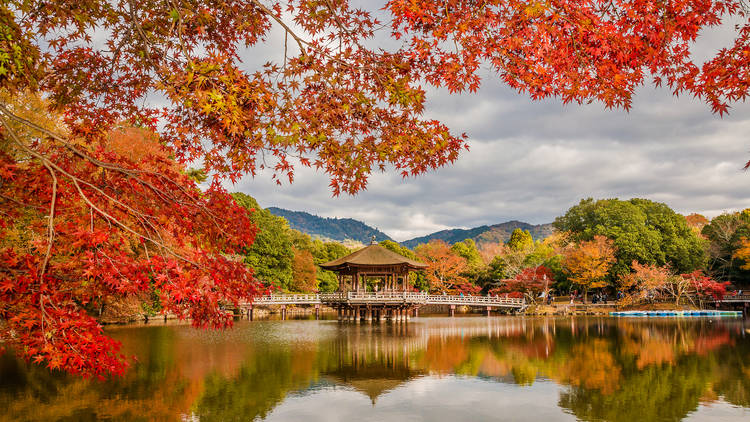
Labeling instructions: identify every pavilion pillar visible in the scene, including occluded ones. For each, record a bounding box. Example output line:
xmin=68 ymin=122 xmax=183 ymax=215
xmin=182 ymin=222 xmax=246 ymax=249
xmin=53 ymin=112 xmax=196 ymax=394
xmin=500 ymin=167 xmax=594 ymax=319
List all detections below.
xmin=450 ymin=305 xmax=456 ymax=317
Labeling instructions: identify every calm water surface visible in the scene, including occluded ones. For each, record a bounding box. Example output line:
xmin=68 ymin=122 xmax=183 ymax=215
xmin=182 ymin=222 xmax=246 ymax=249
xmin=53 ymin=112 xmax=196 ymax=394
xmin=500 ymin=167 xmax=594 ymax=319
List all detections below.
xmin=1 ymin=316 xmax=749 ymax=421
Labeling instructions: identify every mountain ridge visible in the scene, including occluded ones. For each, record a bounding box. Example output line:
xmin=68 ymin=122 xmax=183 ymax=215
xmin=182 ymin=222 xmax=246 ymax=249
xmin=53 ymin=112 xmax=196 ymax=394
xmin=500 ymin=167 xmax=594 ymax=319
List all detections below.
xmin=267 ymin=206 xmax=554 ymax=249
xmin=400 ymin=220 xmax=555 ymax=248
xmin=267 ymin=207 xmax=393 ymax=244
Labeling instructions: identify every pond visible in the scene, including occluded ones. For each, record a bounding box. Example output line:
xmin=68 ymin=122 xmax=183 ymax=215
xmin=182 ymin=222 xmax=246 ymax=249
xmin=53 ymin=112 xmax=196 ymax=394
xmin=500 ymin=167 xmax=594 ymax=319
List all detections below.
xmin=1 ymin=316 xmax=749 ymax=421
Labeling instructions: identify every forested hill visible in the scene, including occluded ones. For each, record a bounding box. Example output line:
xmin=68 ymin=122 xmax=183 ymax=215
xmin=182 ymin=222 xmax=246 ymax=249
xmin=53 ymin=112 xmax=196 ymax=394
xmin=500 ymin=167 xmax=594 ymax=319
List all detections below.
xmin=401 ymin=221 xmax=554 ymax=248
xmin=267 ymin=207 xmax=393 ymax=244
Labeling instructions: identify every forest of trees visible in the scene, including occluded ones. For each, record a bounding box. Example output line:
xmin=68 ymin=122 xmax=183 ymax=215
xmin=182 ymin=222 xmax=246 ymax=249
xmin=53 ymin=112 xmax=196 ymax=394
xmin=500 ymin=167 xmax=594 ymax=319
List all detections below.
xmin=230 ymin=196 xmax=743 ymax=307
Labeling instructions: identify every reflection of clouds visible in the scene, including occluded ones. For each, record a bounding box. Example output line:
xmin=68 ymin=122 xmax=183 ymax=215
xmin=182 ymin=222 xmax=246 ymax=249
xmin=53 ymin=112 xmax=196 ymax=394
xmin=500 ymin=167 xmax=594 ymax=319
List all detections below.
xmin=684 ymin=401 xmax=750 ymax=422
xmin=263 ymin=377 xmax=576 ymax=422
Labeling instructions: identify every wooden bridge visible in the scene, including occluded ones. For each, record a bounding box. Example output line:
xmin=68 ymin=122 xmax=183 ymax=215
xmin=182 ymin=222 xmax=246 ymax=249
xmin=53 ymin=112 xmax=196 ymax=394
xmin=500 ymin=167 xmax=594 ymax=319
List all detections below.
xmin=716 ymin=293 xmax=750 ymax=303
xmin=240 ymin=292 xmax=527 ymax=321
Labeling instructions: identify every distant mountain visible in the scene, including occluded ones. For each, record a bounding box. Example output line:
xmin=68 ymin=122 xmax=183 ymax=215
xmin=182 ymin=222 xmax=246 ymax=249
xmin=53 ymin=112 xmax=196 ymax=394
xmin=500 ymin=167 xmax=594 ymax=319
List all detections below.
xmin=401 ymin=220 xmax=555 ymax=249
xmin=267 ymin=207 xmax=393 ymax=244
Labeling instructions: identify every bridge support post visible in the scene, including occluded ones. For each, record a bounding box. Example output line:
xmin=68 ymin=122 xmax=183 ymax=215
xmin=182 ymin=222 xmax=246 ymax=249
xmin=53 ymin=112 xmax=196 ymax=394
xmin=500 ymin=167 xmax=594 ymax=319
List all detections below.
xmin=315 ymin=305 xmax=320 ymax=320
xmin=248 ymin=306 xmax=253 ymax=321
xmin=366 ymin=307 xmax=372 ymax=322
xmin=413 ymin=307 xmax=419 ymax=318
xmin=355 ymin=306 xmax=361 ymax=323
xmin=281 ymin=305 xmax=287 ymax=320
xmin=337 ymin=306 xmax=342 ymax=321
xmin=450 ymin=305 xmax=455 ymax=317
xmin=404 ymin=308 xmax=410 ymax=321
xmin=377 ymin=308 xmax=383 ymax=322
xmin=486 ymin=306 xmax=492 ymax=317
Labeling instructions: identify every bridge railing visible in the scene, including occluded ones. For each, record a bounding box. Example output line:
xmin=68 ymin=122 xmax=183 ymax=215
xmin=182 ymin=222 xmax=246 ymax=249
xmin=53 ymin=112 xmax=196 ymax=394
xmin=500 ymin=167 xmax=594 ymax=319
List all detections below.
xmin=716 ymin=294 xmax=750 ymax=302
xmin=245 ymin=292 xmax=526 ymax=307
xmin=423 ymin=294 xmax=525 ymax=306
xmin=325 ymin=292 xmax=525 ymax=307
xmin=252 ymin=294 xmax=321 ymax=304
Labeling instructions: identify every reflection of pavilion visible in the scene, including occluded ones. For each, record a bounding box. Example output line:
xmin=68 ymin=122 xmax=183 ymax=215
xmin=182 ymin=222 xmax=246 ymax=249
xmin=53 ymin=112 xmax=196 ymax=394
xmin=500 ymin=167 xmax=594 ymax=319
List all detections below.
xmin=321 ymin=325 xmax=427 ymax=404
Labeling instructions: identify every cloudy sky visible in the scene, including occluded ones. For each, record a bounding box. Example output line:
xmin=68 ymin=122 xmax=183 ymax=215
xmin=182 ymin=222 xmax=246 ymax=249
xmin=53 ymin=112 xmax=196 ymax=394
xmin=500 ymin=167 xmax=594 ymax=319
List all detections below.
xmin=228 ymin=12 xmax=750 ymax=242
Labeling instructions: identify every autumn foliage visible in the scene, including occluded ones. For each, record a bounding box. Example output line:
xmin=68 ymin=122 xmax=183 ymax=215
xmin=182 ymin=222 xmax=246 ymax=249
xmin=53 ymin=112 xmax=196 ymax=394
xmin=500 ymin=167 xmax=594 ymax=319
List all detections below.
xmin=2 ymin=0 xmax=750 ymax=378
xmin=290 ymin=247 xmax=318 ymax=293
xmin=415 ymin=240 xmax=479 ymax=294
xmin=563 ymin=235 xmax=617 ymax=299
xmin=490 ymin=265 xmax=555 ymax=304
xmin=0 ymin=117 xmax=264 ymax=377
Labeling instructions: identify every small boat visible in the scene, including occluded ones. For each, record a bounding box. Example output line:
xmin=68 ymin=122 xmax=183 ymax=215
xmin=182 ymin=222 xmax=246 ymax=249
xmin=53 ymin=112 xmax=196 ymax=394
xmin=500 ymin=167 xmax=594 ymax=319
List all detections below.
xmin=610 ymin=310 xmax=742 ymax=318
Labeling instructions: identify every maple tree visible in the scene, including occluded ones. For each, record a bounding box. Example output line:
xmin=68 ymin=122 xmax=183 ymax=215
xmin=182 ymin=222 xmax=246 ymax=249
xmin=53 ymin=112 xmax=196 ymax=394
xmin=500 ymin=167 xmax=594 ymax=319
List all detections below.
xmin=618 ymin=261 xmax=673 ymax=304
xmin=2 ymin=0 xmax=749 ymax=379
xmin=679 ymin=270 xmax=729 ymax=302
xmin=0 ymin=100 xmax=260 ymax=377
xmin=415 ymin=240 xmax=479 ymax=294
xmin=563 ymin=235 xmax=617 ymax=301
xmin=489 ymin=264 xmax=555 ymax=304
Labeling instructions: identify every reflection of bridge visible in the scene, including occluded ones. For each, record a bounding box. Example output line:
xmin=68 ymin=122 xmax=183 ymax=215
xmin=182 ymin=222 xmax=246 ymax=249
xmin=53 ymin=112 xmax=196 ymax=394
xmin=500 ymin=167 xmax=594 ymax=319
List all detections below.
xmin=240 ymin=292 xmax=527 ymax=321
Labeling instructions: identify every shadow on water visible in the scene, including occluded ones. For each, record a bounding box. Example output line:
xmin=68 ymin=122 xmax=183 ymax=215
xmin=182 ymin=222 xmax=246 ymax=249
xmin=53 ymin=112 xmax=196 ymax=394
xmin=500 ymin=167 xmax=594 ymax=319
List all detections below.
xmin=1 ymin=317 xmax=749 ymax=421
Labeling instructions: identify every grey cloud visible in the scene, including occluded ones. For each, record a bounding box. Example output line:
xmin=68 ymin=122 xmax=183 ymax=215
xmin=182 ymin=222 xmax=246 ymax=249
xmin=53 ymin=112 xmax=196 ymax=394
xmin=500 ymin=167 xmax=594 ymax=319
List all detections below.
xmin=226 ymin=13 xmax=750 ymax=242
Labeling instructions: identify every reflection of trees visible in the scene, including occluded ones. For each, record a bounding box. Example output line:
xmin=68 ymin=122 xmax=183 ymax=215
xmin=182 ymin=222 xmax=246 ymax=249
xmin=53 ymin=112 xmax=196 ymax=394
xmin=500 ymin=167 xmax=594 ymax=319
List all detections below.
xmin=0 ymin=319 xmax=748 ymax=421
xmin=558 ymin=354 xmax=714 ymax=422
xmin=0 ymin=325 xmax=255 ymax=421
xmin=194 ymin=346 xmax=320 ymax=421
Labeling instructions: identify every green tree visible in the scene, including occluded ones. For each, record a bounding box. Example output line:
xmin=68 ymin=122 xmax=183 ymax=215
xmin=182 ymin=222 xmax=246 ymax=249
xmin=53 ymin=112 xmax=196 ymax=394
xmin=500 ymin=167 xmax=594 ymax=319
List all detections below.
xmin=507 ymin=229 xmax=534 ymax=251
xmin=702 ymin=211 xmax=750 ymax=286
xmin=451 ymin=239 xmax=483 ymax=269
xmin=288 ymin=230 xmax=352 ymax=292
xmin=554 ymin=198 xmax=706 ymax=279
xmin=380 ymin=240 xmax=428 ymax=291
xmin=311 ymin=240 xmax=352 ymax=292
xmin=232 ymin=193 xmax=293 ymax=290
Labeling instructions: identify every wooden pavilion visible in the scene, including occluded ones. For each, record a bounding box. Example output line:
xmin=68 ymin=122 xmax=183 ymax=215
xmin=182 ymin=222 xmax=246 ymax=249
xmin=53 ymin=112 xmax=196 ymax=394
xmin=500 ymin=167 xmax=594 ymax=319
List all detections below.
xmin=319 ymin=238 xmax=427 ymax=292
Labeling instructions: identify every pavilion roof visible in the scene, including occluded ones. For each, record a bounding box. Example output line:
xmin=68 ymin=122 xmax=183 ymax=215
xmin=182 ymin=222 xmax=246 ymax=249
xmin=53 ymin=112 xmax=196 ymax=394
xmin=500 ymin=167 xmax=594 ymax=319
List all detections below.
xmin=319 ymin=243 xmax=427 ymax=270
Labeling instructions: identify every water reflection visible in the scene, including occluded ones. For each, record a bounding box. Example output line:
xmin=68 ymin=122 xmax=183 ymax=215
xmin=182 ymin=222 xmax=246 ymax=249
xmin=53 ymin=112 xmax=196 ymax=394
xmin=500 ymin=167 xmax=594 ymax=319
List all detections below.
xmin=0 ymin=317 xmax=749 ymax=421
